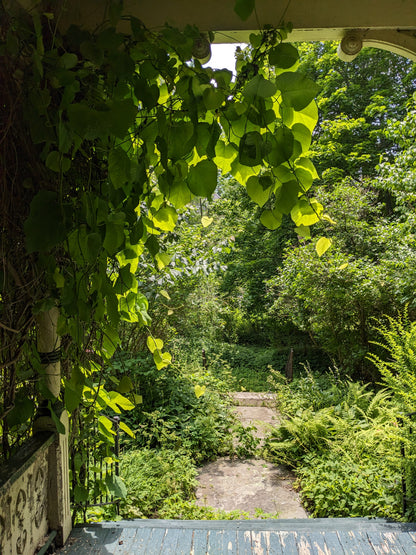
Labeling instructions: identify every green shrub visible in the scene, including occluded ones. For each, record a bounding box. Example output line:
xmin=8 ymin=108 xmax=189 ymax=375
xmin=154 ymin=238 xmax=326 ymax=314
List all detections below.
xmin=298 ymin=451 xmax=401 ymax=519
xmin=266 ymin=370 xmax=403 ymax=519
xmin=119 ymin=448 xmax=198 ymax=518
xmin=108 ymin=351 xmax=235 ymax=463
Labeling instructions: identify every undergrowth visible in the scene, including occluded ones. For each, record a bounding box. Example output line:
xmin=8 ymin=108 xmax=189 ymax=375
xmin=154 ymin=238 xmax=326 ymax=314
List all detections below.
xmin=265 ymin=366 xmax=403 ymax=520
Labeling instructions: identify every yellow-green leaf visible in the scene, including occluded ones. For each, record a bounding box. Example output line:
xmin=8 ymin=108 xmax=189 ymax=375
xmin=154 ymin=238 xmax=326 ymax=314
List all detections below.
xmin=316 ymin=237 xmax=332 ymax=257
xmin=119 ymin=421 xmax=135 ymax=438
xmin=201 ymin=216 xmax=213 ymax=227
xmin=194 ymin=384 xmax=206 ymax=398
xmin=147 ymin=336 xmax=163 ymax=353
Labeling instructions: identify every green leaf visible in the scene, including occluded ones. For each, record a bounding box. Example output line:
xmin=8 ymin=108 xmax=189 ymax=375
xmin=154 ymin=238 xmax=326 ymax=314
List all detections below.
xmin=239 ymin=131 xmax=263 ymax=166
xmin=45 ymin=151 xmax=70 ymax=173
xmin=263 ymin=127 xmax=294 ymax=166
xmin=296 ymin=225 xmax=311 ymax=239
xmin=246 ymin=175 xmax=271 ymax=207
xmin=6 ymin=395 xmax=34 ymax=427
xmin=167 ymin=122 xmax=195 ymax=161
xmin=155 ymin=252 xmax=171 ymax=270
xmin=187 ymin=160 xmax=218 ymax=198
xmin=98 ymin=415 xmax=116 ymax=439
xmin=291 ymin=198 xmax=323 ymax=226
xmin=234 ymin=0 xmax=255 ymax=21
xmin=151 ymin=206 xmax=178 ymax=232
xmin=243 ymin=75 xmax=277 ymax=99
xmin=86 ymin=233 xmax=102 ymax=261
xmin=50 ymin=405 xmax=66 ymax=434
xmin=154 ymin=350 xmax=172 ymax=370
xmin=269 ymin=44 xmax=299 ymax=69
xmin=109 ymin=148 xmax=131 ymax=189
xmin=275 ymin=180 xmax=301 ymax=214
xmin=118 ymin=375 xmax=133 ymax=394
xmin=105 ymin=474 xmax=127 ymax=499
xmin=74 ymin=485 xmax=89 ymax=503
xmin=64 ymin=385 xmax=82 ymax=413
xmin=203 ymin=87 xmax=225 ymax=110
xmin=276 ymin=72 xmax=321 ymax=111
xmin=108 ymin=391 xmax=135 ymax=411
xmin=59 ymin=52 xmax=78 ymax=69
xmin=316 ymin=237 xmax=332 ymax=257
xmin=260 ymin=209 xmax=282 ymax=230
xmin=291 ymin=123 xmax=312 ymax=152
xmin=24 ymin=191 xmax=69 ymax=253
xmin=103 ymin=213 xmax=125 ymax=255
xmin=107 ymin=99 xmax=137 ymax=138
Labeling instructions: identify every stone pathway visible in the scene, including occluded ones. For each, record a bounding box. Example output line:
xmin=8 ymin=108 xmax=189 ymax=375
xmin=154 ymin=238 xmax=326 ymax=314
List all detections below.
xmin=195 ymin=393 xmax=308 ymax=519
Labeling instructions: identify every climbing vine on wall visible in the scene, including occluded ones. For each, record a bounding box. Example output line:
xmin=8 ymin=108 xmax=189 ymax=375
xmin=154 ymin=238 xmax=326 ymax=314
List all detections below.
xmin=0 ymin=0 xmax=321 ymax=470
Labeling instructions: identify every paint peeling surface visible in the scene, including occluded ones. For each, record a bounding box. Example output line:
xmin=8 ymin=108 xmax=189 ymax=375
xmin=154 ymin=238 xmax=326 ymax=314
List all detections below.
xmin=57 ymin=518 xmax=416 ymax=554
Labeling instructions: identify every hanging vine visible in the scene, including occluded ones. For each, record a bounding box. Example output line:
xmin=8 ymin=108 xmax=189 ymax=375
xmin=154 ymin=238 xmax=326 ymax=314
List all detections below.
xmin=0 ymin=0 xmax=322 ymax=483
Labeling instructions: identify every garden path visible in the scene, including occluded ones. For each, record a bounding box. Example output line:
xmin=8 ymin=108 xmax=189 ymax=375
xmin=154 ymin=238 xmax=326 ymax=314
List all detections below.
xmin=194 ymin=393 xmax=308 ymax=519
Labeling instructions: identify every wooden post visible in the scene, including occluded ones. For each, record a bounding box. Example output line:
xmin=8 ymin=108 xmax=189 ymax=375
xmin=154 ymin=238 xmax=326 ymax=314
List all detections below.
xmin=34 ymin=307 xmax=71 ymax=546
xmin=36 ymin=307 xmax=61 ymax=399
xmin=285 ymin=348 xmax=294 ymax=382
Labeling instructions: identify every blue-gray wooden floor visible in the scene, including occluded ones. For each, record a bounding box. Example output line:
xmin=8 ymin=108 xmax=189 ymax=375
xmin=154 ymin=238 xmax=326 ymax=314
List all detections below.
xmin=56 ymin=518 xmax=416 ymax=554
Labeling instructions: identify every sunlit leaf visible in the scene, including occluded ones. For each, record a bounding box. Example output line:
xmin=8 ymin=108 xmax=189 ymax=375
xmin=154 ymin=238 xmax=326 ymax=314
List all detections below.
xmin=201 ymin=216 xmax=213 ymax=227
xmin=243 ymin=75 xmax=277 ymax=99
xmin=147 ymin=336 xmax=164 ymax=353
xmin=194 ymin=384 xmax=206 ymax=398
xmin=246 ymin=175 xmax=271 ymax=207
xmin=260 ymin=209 xmax=282 ymax=230
xmin=316 ymin=237 xmax=332 ymax=257
xmin=276 ymin=72 xmax=321 ymax=111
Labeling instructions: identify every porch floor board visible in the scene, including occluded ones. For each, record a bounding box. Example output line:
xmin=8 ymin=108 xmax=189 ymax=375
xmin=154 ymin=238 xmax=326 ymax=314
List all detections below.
xmin=57 ymin=518 xmax=416 ymax=554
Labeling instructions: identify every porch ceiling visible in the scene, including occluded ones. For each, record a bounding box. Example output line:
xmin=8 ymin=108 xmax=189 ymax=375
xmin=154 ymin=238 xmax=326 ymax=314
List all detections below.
xmin=55 ymin=0 xmax=416 ymax=60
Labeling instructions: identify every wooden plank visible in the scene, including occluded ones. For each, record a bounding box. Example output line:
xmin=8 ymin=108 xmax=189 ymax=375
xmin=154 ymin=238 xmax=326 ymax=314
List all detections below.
xmin=305 ymin=531 xmax=332 ymax=555
xmin=223 ymin=529 xmax=238 ymax=553
xmin=107 ymin=526 xmax=138 ymax=553
xmin=192 ymin=528 xmax=209 ymax=554
xmin=336 ymin=530 xmax=374 ymax=555
xmin=279 ymin=531 xmax=299 ymax=555
xmin=160 ymin=527 xmax=183 ymax=554
xmin=268 ymin=531 xmax=284 ymax=555
xmin=395 ymin=531 xmax=416 ymax=553
xmin=173 ymin=528 xmax=194 ymax=555
xmin=296 ymin=533 xmax=314 ymax=555
xmin=322 ymin=531 xmax=345 ymax=554
xmin=121 ymin=526 xmax=152 ymax=553
xmin=207 ymin=530 xmax=224 ymax=553
xmin=236 ymin=530 xmax=252 ymax=555
xmin=367 ymin=531 xmax=405 ymax=555
xmin=251 ymin=531 xmax=270 ymax=555
xmin=69 ymin=526 xmax=116 ymax=555
xmin=142 ymin=526 xmax=168 ymax=555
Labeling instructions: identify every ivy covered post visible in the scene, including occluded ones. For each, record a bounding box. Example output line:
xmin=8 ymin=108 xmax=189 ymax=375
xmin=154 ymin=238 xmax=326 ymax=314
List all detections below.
xmin=34 ymin=307 xmax=71 ymax=546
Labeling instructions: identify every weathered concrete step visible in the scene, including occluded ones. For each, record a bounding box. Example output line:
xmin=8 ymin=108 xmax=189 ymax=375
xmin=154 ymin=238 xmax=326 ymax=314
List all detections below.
xmin=231 ymin=392 xmax=276 ymax=407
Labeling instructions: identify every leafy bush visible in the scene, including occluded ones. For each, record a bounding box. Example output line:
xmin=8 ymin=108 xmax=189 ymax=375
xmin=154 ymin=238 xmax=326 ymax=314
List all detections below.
xmin=119 ymin=448 xmax=198 ymax=518
xmin=266 ymin=369 xmax=403 ymax=519
xmin=298 ymin=451 xmax=401 ymax=519
xmin=108 ymin=351 xmax=235 ymax=463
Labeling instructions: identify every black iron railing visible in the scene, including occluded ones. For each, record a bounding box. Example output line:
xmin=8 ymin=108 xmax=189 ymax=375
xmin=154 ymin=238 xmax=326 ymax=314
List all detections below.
xmin=71 ymin=415 xmax=121 ymax=522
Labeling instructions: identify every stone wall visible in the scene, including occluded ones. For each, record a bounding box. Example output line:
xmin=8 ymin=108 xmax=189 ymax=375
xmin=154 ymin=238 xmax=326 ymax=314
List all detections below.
xmin=0 ymin=432 xmax=55 ymax=555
